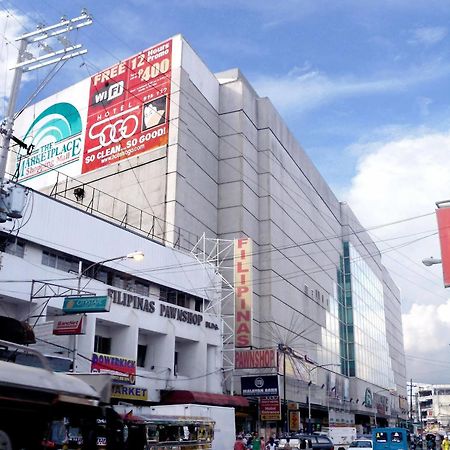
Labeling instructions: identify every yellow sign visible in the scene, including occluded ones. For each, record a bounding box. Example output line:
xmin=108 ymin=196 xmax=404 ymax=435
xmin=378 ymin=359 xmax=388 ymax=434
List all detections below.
xmin=289 ymin=411 xmax=300 ymax=431
xmin=111 ymin=384 xmax=148 ymax=401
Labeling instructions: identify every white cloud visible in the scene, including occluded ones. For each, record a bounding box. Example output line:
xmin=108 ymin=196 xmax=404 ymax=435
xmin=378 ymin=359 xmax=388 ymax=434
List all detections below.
xmin=344 ymin=130 xmax=450 ymax=382
xmin=252 ymin=61 xmax=450 ymax=114
xmin=410 ymin=26 xmax=448 ymax=45
xmin=403 ymin=301 xmax=450 ymax=353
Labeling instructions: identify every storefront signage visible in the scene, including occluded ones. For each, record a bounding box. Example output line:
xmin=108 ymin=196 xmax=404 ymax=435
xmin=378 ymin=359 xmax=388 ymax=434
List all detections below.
xmin=235 ymin=348 xmax=277 ymax=369
xmin=83 ymin=39 xmax=172 ymax=173
xmin=234 ymin=238 xmax=253 ymax=347
xmin=53 ymin=314 xmax=86 ymax=335
xmin=91 ymin=352 xmax=136 ymax=384
xmin=241 ymin=375 xmax=279 ymax=397
xmin=108 ymin=288 xmax=208 ymax=328
xmin=260 ymin=396 xmax=281 ymax=421
xmin=111 ymin=384 xmax=148 ymax=401
xmin=289 ymin=410 xmax=300 ymax=431
xmin=63 ymin=296 xmax=110 ymax=313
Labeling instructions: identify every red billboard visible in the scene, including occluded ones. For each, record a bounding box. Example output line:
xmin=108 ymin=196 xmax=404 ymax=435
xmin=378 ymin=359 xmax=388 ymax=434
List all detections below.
xmin=436 ymin=207 xmax=450 ymax=287
xmin=82 ymin=39 xmax=172 ymax=173
xmin=235 ymin=348 xmax=277 ymax=369
xmin=260 ymin=396 xmax=281 ymax=421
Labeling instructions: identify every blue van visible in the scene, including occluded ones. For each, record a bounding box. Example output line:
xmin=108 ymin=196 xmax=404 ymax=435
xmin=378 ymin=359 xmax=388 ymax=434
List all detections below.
xmin=372 ymin=428 xmax=409 ymax=450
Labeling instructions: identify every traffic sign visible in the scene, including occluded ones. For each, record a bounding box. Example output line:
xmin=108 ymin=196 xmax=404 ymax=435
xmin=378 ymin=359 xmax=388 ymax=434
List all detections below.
xmin=63 ymin=296 xmax=111 ymax=313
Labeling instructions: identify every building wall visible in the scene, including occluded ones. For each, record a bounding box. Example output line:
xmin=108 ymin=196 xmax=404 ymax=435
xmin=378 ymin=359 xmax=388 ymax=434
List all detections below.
xmin=6 ymin=34 xmax=407 ymax=422
xmin=0 ymin=190 xmax=223 ymax=400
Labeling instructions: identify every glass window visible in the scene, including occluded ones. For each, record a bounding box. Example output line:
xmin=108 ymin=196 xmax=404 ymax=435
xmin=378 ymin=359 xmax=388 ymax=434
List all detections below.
xmin=94 ymin=335 xmax=111 ymax=354
xmin=391 ymin=432 xmax=403 ymax=443
xmin=375 ymin=432 xmax=387 ymax=443
xmin=137 ymin=344 xmax=147 ymax=367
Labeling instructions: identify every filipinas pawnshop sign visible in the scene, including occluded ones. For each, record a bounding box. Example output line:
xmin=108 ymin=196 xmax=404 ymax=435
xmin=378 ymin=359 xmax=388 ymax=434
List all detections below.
xmin=234 ymin=238 xmax=253 ymax=347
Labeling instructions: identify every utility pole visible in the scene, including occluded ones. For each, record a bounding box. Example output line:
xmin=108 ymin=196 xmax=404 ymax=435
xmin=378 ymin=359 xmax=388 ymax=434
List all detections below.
xmin=410 ymin=378 xmax=414 ymax=423
xmin=0 ymin=10 xmax=92 ymax=189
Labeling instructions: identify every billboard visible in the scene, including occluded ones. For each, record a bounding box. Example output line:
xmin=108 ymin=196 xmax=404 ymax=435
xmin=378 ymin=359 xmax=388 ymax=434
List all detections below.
xmin=14 ymin=79 xmax=89 ymax=187
xmin=91 ymin=352 xmax=136 ymax=384
xmin=241 ymin=375 xmax=279 ymax=397
xmin=83 ymin=39 xmax=171 ymax=173
xmin=234 ymin=237 xmax=253 ymax=347
xmin=260 ymin=396 xmax=281 ymax=421
xmin=53 ymin=314 xmax=86 ymax=335
xmin=13 ymin=39 xmax=173 ymax=188
xmin=235 ymin=348 xmax=277 ymax=369
xmin=436 ymin=207 xmax=450 ymax=287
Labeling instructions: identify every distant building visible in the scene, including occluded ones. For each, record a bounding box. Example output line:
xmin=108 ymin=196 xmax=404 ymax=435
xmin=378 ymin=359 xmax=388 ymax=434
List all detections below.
xmin=6 ymin=34 xmax=407 ymax=430
xmin=413 ymin=383 xmax=450 ymax=431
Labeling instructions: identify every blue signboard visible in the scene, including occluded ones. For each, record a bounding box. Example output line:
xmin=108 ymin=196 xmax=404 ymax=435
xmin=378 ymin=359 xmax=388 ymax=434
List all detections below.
xmin=63 ymin=296 xmax=110 ymax=313
xmin=241 ymin=375 xmax=279 ymax=397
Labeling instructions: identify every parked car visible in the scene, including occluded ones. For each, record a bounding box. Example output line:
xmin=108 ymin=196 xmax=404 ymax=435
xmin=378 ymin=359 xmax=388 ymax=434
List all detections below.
xmin=278 ymin=434 xmax=333 ymax=450
xmin=348 ymin=439 xmax=373 ymax=450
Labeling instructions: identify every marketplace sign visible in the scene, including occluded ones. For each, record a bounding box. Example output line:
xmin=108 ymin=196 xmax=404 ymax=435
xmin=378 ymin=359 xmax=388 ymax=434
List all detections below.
xmin=83 ymin=39 xmax=172 ymax=173
xmin=234 ymin=238 xmax=253 ymax=347
xmin=13 ymin=79 xmax=89 ymax=188
xmin=91 ymin=352 xmax=136 ymax=385
xmin=111 ymin=384 xmax=148 ymax=401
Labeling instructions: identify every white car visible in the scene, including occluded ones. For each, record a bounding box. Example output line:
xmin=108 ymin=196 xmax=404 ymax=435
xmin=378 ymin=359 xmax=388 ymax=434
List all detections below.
xmin=348 ymin=440 xmax=373 ymax=450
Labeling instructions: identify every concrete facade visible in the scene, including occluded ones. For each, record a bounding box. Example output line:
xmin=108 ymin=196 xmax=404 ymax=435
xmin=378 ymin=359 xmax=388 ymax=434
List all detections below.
xmin=0 ymin=190 xmax=223 ymax=402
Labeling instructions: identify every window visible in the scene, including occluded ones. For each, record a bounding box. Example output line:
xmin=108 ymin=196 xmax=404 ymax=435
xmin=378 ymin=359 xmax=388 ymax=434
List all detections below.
xmin=1 ymin=237 xmax=25 ymax=258
xmin=137 ymin=344 xmax=147 ymax=368
xmin=174 ymin=351 xmax=178 ymax=376
xmin=94 ymin=335 xmax=111 ymax=354
xmin=195 ymin=299 xmax=203 ymax=312
xmin=42 ymin=250 xmax=78 ymax=273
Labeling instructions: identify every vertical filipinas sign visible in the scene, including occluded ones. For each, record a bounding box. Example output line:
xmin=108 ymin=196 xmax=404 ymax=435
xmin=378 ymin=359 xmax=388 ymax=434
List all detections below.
xmin=234 ymin=238 xmax=253 ymax=347
xmin=436 ymin=206 xmax=450 ymax=287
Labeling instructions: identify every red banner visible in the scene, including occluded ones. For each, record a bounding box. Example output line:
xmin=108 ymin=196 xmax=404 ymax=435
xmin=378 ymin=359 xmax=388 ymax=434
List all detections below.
xmin=260 ymin=396 xmax=281 ymax=421
xmin=83 ymin=39 xmax=172 ymax=173
xmin=234 ymin=238 xmax=253 ymax=347
xmin=235 ymin=348 xmax=277 ymax=369
xmin=436 ymin=207 xmax=450 ymax=287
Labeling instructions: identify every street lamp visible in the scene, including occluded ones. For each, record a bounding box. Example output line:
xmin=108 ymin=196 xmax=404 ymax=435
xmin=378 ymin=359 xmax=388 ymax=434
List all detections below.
xmin=306 ymin=363 xmax=340 ymax=421
xmin=72 ymin=250 xmax=145 ymax=369
xmin=422 ymin=257 xmax=442 ymax=266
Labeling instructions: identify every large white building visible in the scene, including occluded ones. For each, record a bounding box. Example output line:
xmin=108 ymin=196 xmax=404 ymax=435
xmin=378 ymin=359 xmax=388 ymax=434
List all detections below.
xmin=0 ymin=189 xmax=233 ymax=406
xmin=4 ymin=34 xmax=408 ymax=430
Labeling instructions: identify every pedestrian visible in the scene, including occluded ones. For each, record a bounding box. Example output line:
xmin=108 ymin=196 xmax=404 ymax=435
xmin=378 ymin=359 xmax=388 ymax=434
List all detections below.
xmin=235 ymin=436 xmax=247 ymax=450
xmin=284 ymin=438 xmax=292 ymax=450
xmin=247 ymin=435 xmax=254 ymax=449
xmin=441 ymin=436 xmax=450 ymax=450
xmin=266 ymin=437 xmax=277 ymax=450
xmin=253 ymin=437 xmax=262 ymax=450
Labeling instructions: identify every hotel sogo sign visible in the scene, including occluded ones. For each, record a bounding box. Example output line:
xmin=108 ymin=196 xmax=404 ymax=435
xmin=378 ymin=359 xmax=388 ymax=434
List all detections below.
xmin=234 ymin=238 xmax=253 ymax=347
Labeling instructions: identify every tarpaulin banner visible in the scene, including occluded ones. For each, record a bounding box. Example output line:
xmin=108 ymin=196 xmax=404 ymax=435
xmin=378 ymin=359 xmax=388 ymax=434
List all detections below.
xmin=436 ymin=207 xmax=450 ymax=287
xmin=83 ymin=39 xmax=172 ymax=173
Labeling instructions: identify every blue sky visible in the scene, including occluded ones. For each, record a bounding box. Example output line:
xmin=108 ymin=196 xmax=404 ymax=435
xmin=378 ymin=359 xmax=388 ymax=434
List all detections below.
xmin=3 ymin=0 xmax=450 ymax=382
xmin=2 ymin=0 xmax=450 ymax=189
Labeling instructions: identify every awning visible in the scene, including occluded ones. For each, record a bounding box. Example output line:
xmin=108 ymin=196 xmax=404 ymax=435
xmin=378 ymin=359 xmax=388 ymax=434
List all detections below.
xmin=161 ymin=390 xmax=249 ymax=408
